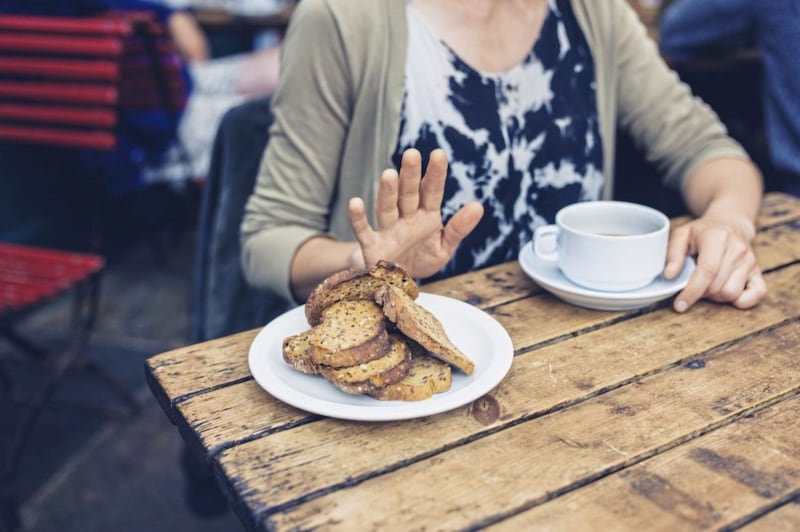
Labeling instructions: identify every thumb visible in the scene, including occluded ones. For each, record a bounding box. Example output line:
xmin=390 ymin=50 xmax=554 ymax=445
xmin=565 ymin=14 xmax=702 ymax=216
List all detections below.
xmin=441 ymin=202 xmax=483 ymax=253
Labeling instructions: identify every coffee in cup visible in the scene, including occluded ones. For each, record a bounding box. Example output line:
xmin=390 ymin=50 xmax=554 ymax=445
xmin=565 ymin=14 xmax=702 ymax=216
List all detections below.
xmin=532 ymin=201 xmax=669 ymax=292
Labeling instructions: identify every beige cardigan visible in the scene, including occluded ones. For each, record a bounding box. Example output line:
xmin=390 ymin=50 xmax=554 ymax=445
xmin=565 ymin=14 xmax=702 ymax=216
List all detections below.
xmin=241 ymin=0 xmax=747 ymax=302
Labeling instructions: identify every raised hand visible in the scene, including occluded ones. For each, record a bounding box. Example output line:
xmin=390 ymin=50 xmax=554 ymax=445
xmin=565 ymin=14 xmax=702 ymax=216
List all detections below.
xmin=347 ymin=148 xmax=484 ymax=279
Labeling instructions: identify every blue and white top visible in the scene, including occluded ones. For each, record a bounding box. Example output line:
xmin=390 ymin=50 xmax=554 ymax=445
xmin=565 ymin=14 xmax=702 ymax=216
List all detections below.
xmin=393 ymin=0 xmax=604 ymax=280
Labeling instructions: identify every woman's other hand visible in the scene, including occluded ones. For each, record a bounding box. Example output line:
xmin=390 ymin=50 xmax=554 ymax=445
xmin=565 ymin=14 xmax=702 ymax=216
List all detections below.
xmin=665 ymin=156 xmax=767 ymax=313
xmin=664 ymin=212 xmax=766 ymax=312
xmin=348 ymin=148 xmax=484 ymax=278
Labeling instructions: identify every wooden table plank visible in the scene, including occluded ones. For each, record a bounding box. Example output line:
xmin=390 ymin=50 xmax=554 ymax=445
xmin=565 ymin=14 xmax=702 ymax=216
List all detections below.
xmin=754 ymin=221 xmax=800 ymax=270
xmin=177 ymin=380 xmax=311 ymax=456
xmin=422 ymin=261 xmax=541 ymax=306
xmin=177 ymin=264 xmax=800 ymax=462
xmin=756 ymin=192 xmax=800 ymax=228
xmin=740 ymin=500 xmax=800 ymax=532
xmin=262 ymin=321 xmax=800 ymax=531
xmin=489 ymin=395 xmax=800 ymax=531
xmin=145 ymin=328 xmax=260 ymax=419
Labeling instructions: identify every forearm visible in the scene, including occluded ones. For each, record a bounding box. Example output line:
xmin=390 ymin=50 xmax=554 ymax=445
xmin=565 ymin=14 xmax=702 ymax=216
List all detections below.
xmin=682 ymin=157 xmax=763 ymax=232
xmin=167 ymin=11 xmax=209 ymax=63
xmin=290 ymin=237 xmax=362 ymax=301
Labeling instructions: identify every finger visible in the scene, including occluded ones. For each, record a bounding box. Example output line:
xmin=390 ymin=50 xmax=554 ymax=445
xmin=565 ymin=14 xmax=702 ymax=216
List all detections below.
xmin=707 ymin=238 xmax=748 ymax=295
xmin=673 ymin=234 xmax=726 ymax=312
xmin=664 ymin=225 xmax=690 ymax=279
xmin=348 ymin=245 xmax=366 ymax=269
xmin=398 ymin=149 xmax=422 ymax=216
xmin=375 ymin=169 xmax=399 ymax=229
xmin=708 ymin=262 xmax=751 ymax=303
xmin=733 ymin=270 xmax=768 ymax=309
xmin=420 ymin=149 xmax=449 ymax=212
xmin=348 ymin=197 xmax=375 ymax=247
xmin=440 ymin=202 xmax=484 ymax=253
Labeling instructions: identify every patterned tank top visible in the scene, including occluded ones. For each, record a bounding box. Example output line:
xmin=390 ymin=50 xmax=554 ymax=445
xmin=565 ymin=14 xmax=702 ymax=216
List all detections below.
xmin=393 ymin=0 xmax=604 ymax=280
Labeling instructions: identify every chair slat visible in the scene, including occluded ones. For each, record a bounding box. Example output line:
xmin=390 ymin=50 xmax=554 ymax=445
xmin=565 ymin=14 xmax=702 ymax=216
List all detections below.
xmin=0 ymin=58 xmax=120 ymax=81
xmin=0 ymin=81 xmax=118 ymax=105
xmin=0 ymin=243 xmax=105 ymax=270
xmin=0 ymin=103 xmax=117 ymax=128
xmin=0 ymin=244 xmax=104 ymax=313
xmin=0 ymin=34 xmax=124 ymax=56
xmin=0 ymin=14 xmax=133 ymax=36
xmin=0 ymin=124 xmax=117 ymax=150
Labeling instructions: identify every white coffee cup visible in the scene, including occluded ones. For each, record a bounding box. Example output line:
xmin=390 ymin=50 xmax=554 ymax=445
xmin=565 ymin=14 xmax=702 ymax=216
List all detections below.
xmin=533 ymin=201 xmax=670 ymax=292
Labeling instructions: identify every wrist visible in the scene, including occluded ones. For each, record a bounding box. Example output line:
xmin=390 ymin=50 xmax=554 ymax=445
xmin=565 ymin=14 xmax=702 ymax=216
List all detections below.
xmin=702 ymin=205 xmax=757 ymax=241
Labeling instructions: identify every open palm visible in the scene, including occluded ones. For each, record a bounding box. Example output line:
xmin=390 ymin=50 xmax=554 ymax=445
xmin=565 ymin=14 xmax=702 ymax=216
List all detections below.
xmin=348 ymin=149 xmax=484 ymax=279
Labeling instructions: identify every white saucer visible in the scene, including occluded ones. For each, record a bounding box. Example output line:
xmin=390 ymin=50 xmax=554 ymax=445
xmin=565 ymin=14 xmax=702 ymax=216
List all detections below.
xmin=518 ymin=241 xmax=696 ymax=311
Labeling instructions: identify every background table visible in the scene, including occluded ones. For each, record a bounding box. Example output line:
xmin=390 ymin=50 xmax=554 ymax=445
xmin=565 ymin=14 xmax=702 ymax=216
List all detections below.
xmin=147 ymin=192 xmax=800 ymax=531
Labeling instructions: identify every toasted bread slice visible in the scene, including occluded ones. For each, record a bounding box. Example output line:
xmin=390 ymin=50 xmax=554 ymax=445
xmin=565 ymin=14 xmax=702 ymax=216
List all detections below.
xmin=305 ymin=260 xmax=419 ymax=326
xmin=320 ymin=334 xmax=411 ymax=395
xmin=282 ymin=330 xmax=320 ymax=375
xmin=370 ymin=350 xmax=452 ymax=401
xmin=308 ymin=300 xmax=390 ymax=368
xmin=375 ymin=285 xmax=475 ymax=375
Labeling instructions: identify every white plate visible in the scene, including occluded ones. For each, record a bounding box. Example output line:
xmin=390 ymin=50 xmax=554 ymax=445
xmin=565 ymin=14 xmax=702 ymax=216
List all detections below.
xmin=248 ymin=293 xmax=514 ymax=422
xmin=518 ymin=241 xmax=695 ymax=311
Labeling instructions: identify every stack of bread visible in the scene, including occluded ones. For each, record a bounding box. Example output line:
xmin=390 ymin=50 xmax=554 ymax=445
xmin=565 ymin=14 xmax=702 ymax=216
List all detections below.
xmin=282 ymin=260 xmax=475 ymax=401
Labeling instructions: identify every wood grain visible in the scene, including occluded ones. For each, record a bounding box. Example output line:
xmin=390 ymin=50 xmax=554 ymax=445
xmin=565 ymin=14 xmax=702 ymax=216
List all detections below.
xmin=739 ymin=499 xmax=800 ymax=532
xmin=177 ymin=265 xmax=799 ymax=462
xmin=264 ymin=321 xmax=800 ymax=531
xmin=145 ymin=329 xmax=258 ymax=418
xmin=146 ymin=193 xmax=800 ymax=420
xmin=490 ymin=396 xmax=800 ymax=531
xmin=141 ymin=192 xmax=800 ymax=531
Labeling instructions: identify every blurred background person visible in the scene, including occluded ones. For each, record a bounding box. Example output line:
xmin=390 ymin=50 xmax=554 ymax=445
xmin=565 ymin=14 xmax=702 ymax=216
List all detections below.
xmin=0 ymin=0 xmax=281 ymax=193
xmin=660 ymin=0 xmax=800 ymax=197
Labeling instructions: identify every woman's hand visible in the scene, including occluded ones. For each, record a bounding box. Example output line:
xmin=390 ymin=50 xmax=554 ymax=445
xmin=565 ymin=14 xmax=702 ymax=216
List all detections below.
xmin=348 ymin=148 xmax=484 ymax=278
xmin=664 ymin=212 xmax=767 ymax=312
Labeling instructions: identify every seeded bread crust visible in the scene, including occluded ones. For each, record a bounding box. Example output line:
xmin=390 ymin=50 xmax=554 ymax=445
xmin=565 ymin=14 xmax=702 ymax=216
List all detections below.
xmin=281 ymin=330 xmax=320 ymax=375
xmin=320 ymin=334 xmax=411 ymax=395
xmin=305 ymin=260 xmax=419 ymax=326
xmin=375 ymin=285 xmax=475 ymax=375
xmin=369 ymin=351 xmax=452 ymax=401
xmin=308 ymin=300 xmax=390 ymax=367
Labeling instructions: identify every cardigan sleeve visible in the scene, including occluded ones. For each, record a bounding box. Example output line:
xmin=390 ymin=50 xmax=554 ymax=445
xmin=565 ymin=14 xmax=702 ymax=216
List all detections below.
xmin=610 ymin=0 xmax=749 ymax=192
xmin=240 ymin=0 xmax=353 ymax=302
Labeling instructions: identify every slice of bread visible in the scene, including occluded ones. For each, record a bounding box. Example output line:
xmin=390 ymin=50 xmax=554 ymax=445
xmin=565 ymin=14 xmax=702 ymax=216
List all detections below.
xmin=320 ymin=334 xmax=411 ymax=395
xmin=375 ymin=285 xmax=475 ymax=375
xmin=369 ymin=350 xmax=452 ymax=401
xmin=305 ymin=260 xmax=419 ymax=326
xmin=282 ymin=330 xmax=320 ymax=375
xmin=308 ymin=300 xmax=390 ymax=368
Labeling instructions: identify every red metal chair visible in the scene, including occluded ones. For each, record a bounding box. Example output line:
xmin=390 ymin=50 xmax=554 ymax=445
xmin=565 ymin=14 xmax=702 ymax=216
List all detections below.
xmin=0 ymin=11 xmax=187 ymax=531
xmin=0 ymin=11 xmax=186 ymax=149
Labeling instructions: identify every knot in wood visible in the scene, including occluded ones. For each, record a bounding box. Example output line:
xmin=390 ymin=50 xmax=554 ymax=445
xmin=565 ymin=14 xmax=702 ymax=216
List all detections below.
xmin=470 ymin=394 xmax=500 ymax=425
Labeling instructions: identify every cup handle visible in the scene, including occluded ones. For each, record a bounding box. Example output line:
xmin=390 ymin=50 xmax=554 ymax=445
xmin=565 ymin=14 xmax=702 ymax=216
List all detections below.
xmin=533 ymin=225 xmax=560 ymax=262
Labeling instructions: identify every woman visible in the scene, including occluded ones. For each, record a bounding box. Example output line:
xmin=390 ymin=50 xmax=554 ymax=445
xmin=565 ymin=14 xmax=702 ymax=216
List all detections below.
xmin=241 ymin=0 xmax=766 ymax=313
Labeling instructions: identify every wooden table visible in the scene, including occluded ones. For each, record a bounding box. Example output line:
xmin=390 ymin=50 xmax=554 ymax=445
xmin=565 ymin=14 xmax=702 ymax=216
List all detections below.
xmin=146 ymin=192 xmax=800 ymax=531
